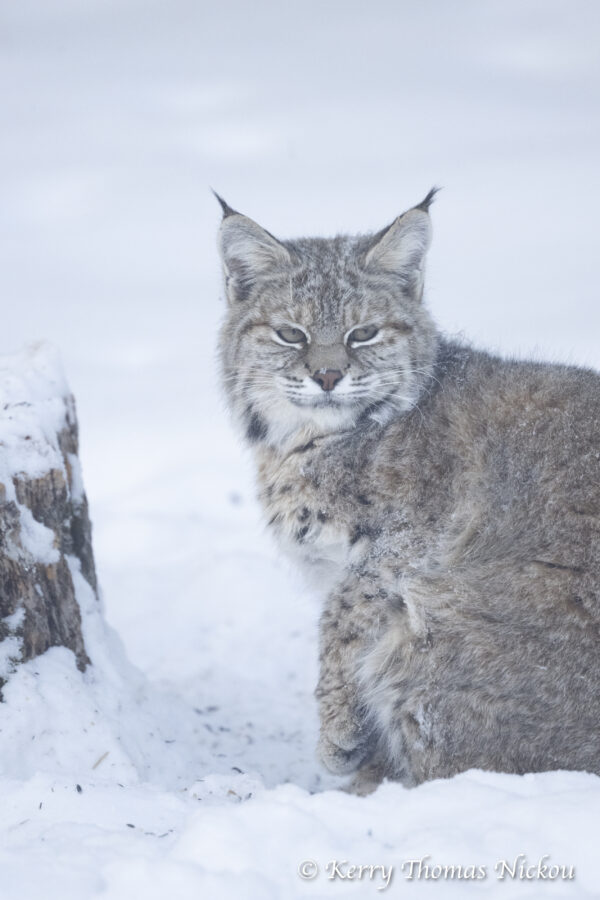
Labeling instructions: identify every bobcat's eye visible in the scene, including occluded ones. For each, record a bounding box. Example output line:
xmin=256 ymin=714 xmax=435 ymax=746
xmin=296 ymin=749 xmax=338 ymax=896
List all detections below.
xmin=275 ymin=326 xmax=308 ymax=345
xmin=347 ymin=325 xmax=379 ymax=345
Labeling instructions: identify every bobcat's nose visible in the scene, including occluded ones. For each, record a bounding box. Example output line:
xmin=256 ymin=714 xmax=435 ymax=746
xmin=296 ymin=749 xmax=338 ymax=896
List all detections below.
xmin=312 ymin=369 xmax=343 ymax=392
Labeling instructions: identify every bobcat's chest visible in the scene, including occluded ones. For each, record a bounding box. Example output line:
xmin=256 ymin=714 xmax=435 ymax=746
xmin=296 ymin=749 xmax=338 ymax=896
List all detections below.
xmin=257 ymin=447 xmax=356 ymax=590
xmin=266 ymin=487 xmax=352 ymax=588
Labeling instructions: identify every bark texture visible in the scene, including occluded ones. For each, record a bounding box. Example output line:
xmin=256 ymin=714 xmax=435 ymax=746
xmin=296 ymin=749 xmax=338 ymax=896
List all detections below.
xmin=0 ymin=392 xmax=97 ymax=690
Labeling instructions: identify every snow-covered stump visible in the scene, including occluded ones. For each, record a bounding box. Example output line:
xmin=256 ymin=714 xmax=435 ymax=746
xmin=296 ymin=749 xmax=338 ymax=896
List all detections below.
xmin=0 ymin=344 xmax=97 ymax=691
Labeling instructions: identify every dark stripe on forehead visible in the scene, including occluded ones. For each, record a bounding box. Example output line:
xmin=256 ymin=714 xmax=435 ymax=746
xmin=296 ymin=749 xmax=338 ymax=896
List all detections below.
xmin=290 ymin=258 xmax=362 ymax=325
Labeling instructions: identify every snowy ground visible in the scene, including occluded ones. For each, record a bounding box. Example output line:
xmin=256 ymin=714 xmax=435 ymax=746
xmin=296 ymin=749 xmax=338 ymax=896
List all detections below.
xmin=1 ymin=1 xmax=600 ymax=897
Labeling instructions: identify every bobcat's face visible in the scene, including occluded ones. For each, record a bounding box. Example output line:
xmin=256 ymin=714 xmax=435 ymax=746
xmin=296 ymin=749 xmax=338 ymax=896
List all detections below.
xmin=217 ymin=193 xmax=439 ymax=447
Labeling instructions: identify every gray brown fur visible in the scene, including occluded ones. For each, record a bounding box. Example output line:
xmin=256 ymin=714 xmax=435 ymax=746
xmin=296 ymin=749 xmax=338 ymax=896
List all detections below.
xmin=216 ymin=193 xmax=600 ymax=792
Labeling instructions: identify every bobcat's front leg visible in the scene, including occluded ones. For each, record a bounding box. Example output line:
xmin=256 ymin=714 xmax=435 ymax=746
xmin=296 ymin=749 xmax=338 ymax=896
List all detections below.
xmin=316 ymin=579 xmax=388 ymax=775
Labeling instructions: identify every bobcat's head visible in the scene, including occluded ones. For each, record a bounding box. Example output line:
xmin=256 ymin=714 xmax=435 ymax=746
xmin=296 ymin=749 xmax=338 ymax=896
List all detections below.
xmin=217 ymin=192 xmax=439 ymax=448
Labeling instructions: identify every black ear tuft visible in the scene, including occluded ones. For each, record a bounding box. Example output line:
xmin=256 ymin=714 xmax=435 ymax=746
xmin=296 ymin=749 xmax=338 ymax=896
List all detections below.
xmin=415 ymin=187 xmax=440 ymax=213
xmin=211 ymin=189 xmax=239 ymax=218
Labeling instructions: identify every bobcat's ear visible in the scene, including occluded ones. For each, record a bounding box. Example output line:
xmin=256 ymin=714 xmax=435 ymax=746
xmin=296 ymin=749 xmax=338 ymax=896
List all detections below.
xmin=365 ymin=189 xmax=437 ymax=301
xmin=216 ymin=196 xmax=290 ymax=303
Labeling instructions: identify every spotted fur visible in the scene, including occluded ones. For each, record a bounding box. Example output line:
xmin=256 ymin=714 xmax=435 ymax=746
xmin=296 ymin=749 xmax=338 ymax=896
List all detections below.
xmin=217 ymin=193 xmax=600 ymax=793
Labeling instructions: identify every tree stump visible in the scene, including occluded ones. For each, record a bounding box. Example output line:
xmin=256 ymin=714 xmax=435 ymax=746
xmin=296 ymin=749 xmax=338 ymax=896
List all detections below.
xmin=0 ymin=344 xmax=97 ymax=693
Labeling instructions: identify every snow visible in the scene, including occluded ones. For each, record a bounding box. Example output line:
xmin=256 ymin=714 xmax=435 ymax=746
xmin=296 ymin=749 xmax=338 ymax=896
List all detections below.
xmin=0 ymin=1 xmax=599 ymax=897
xmin=0 ymin=344 xmax=70 ymax=489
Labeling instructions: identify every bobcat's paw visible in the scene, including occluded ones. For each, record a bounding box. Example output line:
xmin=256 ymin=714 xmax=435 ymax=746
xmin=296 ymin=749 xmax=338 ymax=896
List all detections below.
xmin=342 ymin=754 xmax=389 ymax=795
xmin=317 ymin=710 xmax=371 ymax=775
xmin=317 ymin=733 xmax=369 ymax=775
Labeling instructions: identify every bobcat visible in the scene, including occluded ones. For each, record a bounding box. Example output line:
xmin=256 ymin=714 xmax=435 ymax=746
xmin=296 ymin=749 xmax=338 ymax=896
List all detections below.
xmin=216 ymin=190 xmax=600 ymax=793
